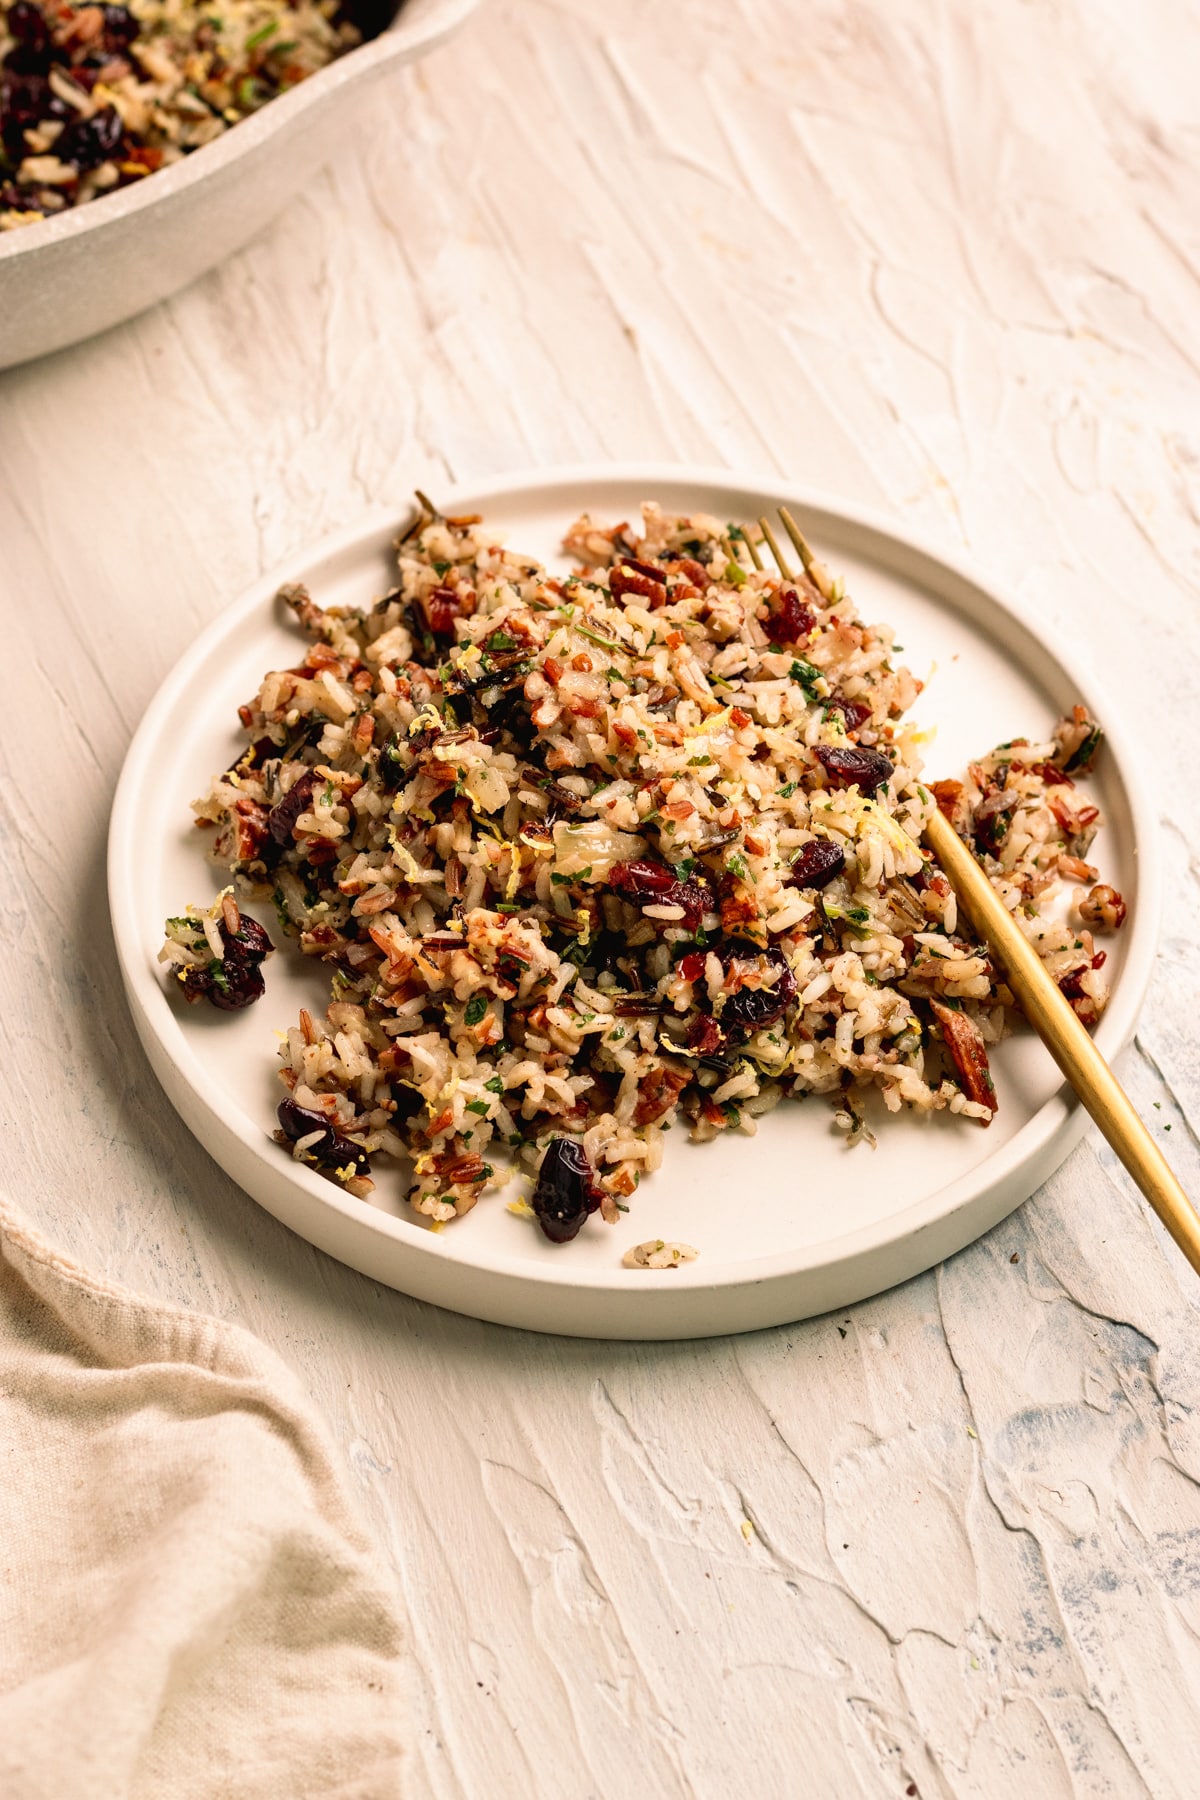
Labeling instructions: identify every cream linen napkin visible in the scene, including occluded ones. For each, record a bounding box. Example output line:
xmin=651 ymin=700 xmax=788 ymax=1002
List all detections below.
xmin=0 ymin=1197 xmax=405 ymax=1799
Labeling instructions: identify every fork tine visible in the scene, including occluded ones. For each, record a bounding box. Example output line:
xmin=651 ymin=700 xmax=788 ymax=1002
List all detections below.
xmin=736 ymin=524 xmax=763 ymax=572
xmin=779 ymin=505 xmax=835 ymax=601
xmin=758 ymin=515 xmax=792 ymax=578
xmin=778 ymin=507 xmax=815 ymax=576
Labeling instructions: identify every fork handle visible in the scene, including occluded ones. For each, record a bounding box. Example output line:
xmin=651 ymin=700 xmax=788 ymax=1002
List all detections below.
xmin=923 ymin=808 xmax=1200 ymax=1275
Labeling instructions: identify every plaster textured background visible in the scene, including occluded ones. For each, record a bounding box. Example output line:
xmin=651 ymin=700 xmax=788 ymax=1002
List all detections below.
xmin=2 ymin=3 xmax=1199 ymax=1793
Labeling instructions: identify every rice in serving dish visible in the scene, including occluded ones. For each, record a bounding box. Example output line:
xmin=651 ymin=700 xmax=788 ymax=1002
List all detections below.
xmin=159 ymin=498 xmax=1126 ymax=1246
xmin=0 ymin=0 xmax=374 ymax=230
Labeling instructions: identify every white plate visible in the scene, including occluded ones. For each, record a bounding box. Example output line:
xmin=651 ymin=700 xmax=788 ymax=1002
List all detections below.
xmin=0 ymin=0 xmax=480 ymax=371
xmin=108 ymin=466 xmax=1159 ymax=1339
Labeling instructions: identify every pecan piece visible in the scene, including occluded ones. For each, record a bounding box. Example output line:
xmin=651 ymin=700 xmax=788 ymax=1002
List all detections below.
xmin=930 ymin=1001 xmax=997 ymax=1120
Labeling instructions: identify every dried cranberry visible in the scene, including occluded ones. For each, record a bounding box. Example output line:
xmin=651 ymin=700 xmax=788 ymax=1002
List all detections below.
xmin=974 ymin=810 xmax=1011 ymax=854
xmin=0 ymin=70 xmax=67 ymax=155
xmin=670 ymin=878 xmax=708 ymax=930
xmin=177 ymin=908 xmax=273 ymax=1011
xmin=234 ymin=734 xmax=279 ymax=772
xmin=277 ymin=1098 xmax=371 ymax=1177
xmin=4 ymin=1 xmax=51 ymax=69
xmin=814 ymin=744 xmax=894 ymax=796
xmin=266 ymin=769 xmax=319 ymax=850
xmin=211 ymin=912 xmax=274 ymax=1009
xmin=715 ymin=942 xmax=796 ymax=1038
xmin=229 ymin=915 xmax=273 ymax=959
xmin=609 ymin=859 xmax=707 ymax=930
xmin=1030 ymin=761 xmax=1072 ymax=787
xmin=609 ymin=859 xmax=676 ymax=899
xmin=825 ymin=695 xmax=871 ymax=732
xmin=1058 ymin=966 xmax=1089 ymax=1002
xmin=788 ymin=838 xmax=845 ymax=889
xmin=208 ymin=950 xmax=266 ymax=1011
xmin=376 ymin=738 xmax=407 ymax=791
xmin=101 ymin=3 xmax=139 ymax=50
xmin=687 ymin=1012 xmax=725 ymax=1056
xmin=6 ymin=1 xmax=48 ymax=47
xmin=532 ymin=1137 xmax=603 ymax=1244
xmin=767 ymin=588 xmax=815 ymax=645
xmin=55 ymin=104 xmax=123 ymax=170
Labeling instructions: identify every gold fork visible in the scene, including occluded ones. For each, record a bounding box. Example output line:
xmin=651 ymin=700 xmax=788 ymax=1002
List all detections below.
xmin=744 ymin=505 xmax=1200 ymax=1277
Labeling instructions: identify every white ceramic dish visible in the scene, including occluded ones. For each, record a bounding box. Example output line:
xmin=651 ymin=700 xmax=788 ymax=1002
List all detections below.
xmin=0 ymin=0 xmax=479 ymax=371
xmin=108 ymin=466 xmax=1159 ymax=1339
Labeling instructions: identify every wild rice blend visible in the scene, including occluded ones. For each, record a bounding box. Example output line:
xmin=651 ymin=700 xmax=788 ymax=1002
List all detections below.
xmin=0 ymin=0 xmax=364 ymax=230
xmin=160 ymin=500 xmax=1126 ymax=1246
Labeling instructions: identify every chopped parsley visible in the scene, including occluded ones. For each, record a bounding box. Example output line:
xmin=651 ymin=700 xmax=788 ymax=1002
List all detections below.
xmin=463 ymin=996 xmax=488 ymax=1026
xmin=789 ymin=659 xmax=823 ymax=701
xmin=823 ymin=901 xmax=871 ymax=933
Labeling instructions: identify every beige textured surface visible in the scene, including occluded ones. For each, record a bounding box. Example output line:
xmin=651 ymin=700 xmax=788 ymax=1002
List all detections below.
xmin=2 ymin=0 xmax=1199 ymax=1793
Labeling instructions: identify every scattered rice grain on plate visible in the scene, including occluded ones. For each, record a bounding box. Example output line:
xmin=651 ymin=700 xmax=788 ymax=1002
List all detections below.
xmin=161 ymin=497 xmax=1127 ymax=1247
xmin=623 ymin=1240 xmax=699 ymax=1270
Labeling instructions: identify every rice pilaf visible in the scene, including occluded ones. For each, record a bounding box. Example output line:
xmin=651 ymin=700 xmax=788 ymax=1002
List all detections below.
xmin=0 ymin=0 xmax=364 ymax=230
xmin=160 ymin=498 xmax=1127 ymax=1246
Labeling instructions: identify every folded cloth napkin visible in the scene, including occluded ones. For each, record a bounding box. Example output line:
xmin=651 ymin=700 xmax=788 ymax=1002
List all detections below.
xmin=0 ymin=1197 xmax=405 ymax=1799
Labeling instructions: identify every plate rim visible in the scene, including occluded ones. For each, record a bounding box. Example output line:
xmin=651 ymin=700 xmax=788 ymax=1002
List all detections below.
xmin=108 ymin=463 xmax=1161 ymax=1323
